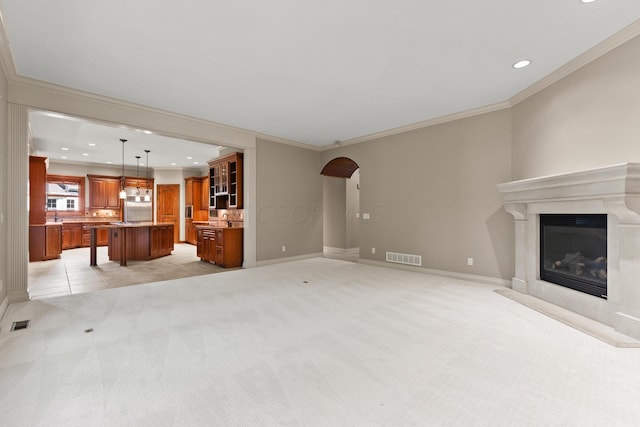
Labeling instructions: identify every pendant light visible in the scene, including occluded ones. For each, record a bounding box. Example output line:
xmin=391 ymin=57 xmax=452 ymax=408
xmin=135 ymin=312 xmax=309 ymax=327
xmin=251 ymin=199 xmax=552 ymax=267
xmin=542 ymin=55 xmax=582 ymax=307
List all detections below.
xmin=134 ymin=155 xmax=141 ymax=202
xmin=119 ymin=139 xmax=127 ymax=199
xmin=144 ymin=150 xmax=151 ymax=202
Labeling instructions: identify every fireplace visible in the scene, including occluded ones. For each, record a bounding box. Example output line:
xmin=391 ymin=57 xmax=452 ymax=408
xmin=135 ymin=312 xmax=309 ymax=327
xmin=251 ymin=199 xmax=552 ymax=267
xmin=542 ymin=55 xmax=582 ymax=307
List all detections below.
xmin=540 ymin=214 xmax=607 ymax=299
xmin=497 ymin=163 xmax=640 ymax=340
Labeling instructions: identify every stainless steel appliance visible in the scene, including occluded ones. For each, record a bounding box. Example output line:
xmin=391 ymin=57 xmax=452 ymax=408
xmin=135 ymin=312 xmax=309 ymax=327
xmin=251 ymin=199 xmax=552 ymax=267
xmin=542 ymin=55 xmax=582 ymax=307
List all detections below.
xmin=124 ymin=187 xmax=152 ymax=223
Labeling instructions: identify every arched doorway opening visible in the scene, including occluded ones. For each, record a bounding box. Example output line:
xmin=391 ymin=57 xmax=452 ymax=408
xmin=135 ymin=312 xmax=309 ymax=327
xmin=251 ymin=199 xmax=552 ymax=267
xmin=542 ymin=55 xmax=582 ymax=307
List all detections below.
xmin=321 ymin=157 xmax=360 ymax=262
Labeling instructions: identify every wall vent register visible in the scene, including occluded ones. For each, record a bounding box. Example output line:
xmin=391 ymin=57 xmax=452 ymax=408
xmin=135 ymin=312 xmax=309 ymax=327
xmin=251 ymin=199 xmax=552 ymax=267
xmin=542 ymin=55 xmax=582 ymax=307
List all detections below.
xmin=386 ymin=252 xmax=422 ymax=267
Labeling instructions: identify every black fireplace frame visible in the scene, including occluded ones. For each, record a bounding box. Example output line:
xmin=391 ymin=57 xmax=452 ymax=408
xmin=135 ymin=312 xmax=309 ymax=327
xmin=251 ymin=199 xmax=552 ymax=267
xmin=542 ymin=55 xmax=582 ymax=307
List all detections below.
xmin=539 ymin=214 xmax=607 ymax=299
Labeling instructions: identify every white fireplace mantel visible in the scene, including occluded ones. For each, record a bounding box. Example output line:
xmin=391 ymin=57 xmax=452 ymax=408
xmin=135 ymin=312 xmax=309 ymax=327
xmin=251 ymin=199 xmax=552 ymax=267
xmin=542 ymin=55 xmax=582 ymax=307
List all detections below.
xmin=498 ymin=163 xmax=640 ymax=340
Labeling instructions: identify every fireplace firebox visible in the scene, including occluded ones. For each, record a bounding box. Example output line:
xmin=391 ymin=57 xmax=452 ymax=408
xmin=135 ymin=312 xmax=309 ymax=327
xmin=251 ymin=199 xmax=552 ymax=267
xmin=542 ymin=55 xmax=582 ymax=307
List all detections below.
xmin=540 ymin=214 xmax=607 ymax=299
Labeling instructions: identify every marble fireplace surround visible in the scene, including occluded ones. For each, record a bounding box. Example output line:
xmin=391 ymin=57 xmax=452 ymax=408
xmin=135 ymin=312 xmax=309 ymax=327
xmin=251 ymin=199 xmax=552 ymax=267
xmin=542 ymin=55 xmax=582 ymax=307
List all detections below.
xmin=498 ymin=163 xmax=640 ymax=340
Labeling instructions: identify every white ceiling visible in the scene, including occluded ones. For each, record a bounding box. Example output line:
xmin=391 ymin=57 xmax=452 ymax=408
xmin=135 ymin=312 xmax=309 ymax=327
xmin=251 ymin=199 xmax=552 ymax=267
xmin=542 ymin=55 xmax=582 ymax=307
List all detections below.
xmin=3 ymin=0 xmax=640 ymax=163
xmin=28 ymin=111 xmax=221 ymax=169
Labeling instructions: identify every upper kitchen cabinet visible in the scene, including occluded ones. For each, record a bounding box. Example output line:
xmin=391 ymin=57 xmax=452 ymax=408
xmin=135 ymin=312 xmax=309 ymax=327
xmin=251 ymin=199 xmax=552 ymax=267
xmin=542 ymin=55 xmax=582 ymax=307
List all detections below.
xmin=29 ymin=156 xmax=48 ymax=225
xmin=209 ymin=153 xmax=243 ymax=209
xmin=185 ymin=176 xmax=205 ymax=209
xmin=88 ymin=175 xmax=121 ymax=209
xmin=124 ymin=177 xmax=154 ymax=192
xmin=201 ymin=175 xmax=209 ymax=210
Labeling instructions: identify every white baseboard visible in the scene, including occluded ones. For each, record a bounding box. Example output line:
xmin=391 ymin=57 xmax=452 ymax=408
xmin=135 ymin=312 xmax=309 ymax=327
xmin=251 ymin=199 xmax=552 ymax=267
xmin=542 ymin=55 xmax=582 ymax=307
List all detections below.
xmin=256 ymin=252 xmax=324 ymax=267
xmin=323 ymin=247 xmax=359 ymax=262
xmin=357 ymin=258 xmax=511 ymax=287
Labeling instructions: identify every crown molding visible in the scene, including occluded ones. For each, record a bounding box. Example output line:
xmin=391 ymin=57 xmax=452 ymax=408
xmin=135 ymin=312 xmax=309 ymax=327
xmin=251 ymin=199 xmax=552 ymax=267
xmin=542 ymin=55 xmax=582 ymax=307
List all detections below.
xmin=255 ymin=133 xmax=322 ymax=151
xmin=321 ymin=101 xmax=512 ymax=151
xmin=510 ymin=18 xmax=640 ymax=106
xmin=9 ymin=76 xmax=258 ymax=136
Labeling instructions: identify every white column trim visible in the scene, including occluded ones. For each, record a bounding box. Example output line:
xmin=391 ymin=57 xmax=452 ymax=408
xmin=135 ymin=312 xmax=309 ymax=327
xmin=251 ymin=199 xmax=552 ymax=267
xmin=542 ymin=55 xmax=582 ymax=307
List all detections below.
xmin=7 ymin=103 xmax=29 ymax=302
xmin=243 ymin=146 xmax=257 ymax=267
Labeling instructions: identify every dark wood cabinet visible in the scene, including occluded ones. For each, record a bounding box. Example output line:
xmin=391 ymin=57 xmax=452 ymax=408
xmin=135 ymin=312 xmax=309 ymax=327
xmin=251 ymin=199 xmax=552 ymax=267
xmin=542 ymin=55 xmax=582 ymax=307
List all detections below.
xmin=185 ymin=219 xmax=198 ymax=245
xmin=228 ymin=155 xmax=243 ymax=208
xmin=109 ymin=224 xmax=174 ymax=262
xmin=63 ymin=222 xmax=110 ymax=249
xmin=201 ymin=176 xmax=209 ymax=210
xmin=150 ymin=225 xmax=174 ymax=258
xmin=199 ymin=227 xmax=216 ymax=261
xmin=29 ymin=156 xmax=48 ymax=225
xmin=196 ymin=226 xmax=243 ymax=268
xmin=62 ymin=223 xmax=83 ymax=249
xmin=185 ymin=176 xmax=204 ymax=210
xmin=88 ymin=175 xmax=121 ymax=209
xmin=124 ymin=177 xmax=153 ymax=190
xmin=185 ymin=178 xmax=194 ymax=206
xmin=29 ymin=224 xmax=62 ymax=261
xmin=208 ymin=153 xmax=243 ymax=210
xmin=82 ymin=224 xmax=109 ymax=247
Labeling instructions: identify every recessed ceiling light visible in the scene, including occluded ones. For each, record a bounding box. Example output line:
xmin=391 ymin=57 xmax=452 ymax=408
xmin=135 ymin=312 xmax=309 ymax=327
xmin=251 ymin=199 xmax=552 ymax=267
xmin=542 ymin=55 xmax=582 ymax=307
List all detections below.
xmin=61 ymin=156 xmax=67 ymax=159
xmin=581 ymin=0 xmax=596 ymax=3
xmin=186 ymin=156 xmax=193 ymax=160
xmin=106 ymin=161 xmax=113 ymax=164
xmin=88 ymin=143 xmax=96 ymax=146
xmin=193 ymin=161 xmax=199 ymax=165
xmin=143 ymin=130 xmax=152 ymax=135
xmin=61 ymin=147 xmax=69 ymax=151
xmin=171 ymin=162 xmax=177 ymax=166
xmin=82 ymin=153 xmax=89 ymax=156
xmin=513 ymin=59 xmax=531 ymax=69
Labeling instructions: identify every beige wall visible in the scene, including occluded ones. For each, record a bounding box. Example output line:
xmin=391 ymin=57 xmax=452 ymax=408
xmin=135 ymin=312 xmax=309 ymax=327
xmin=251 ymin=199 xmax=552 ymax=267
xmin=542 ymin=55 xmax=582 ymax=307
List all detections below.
xmin=256 ymin=138 xmax=323 ymax=261
xmin=0 ymin=59 xmax=8 ymax=307
xmin=346 ymin=170 xmax=360 ymax=249
xmin=4 ymin=30 xmax=639 ymax=288
xmin=512 ymin=34 xmax=640 ymax=180
xmin=323 ymin=176 xmax=347 ymax=249
xmin=322 ymin=170 xmax=360 ymax=251
xmin=323 ymin=109 xmax=514 ymax=280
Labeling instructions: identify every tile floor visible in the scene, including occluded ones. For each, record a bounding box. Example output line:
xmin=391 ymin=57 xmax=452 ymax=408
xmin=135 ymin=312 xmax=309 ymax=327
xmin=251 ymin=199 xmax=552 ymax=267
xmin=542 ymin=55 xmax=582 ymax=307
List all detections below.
xmin=28 ymin=243 xmax=225 ymax=299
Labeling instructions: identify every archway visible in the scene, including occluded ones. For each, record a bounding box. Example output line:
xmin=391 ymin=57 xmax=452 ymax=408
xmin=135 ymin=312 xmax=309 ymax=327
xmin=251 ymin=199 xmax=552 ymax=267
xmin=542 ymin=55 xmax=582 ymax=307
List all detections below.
xmin=322 ymin=157 xmax=360 ymax=261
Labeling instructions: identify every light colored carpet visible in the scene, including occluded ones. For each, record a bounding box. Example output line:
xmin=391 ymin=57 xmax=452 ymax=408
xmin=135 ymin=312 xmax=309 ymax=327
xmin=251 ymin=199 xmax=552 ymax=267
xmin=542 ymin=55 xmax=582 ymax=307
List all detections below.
xmin=2 ymin=258 xmax=640 ymax=426
xmin=495 ymin=288 xmax=640 ymax=348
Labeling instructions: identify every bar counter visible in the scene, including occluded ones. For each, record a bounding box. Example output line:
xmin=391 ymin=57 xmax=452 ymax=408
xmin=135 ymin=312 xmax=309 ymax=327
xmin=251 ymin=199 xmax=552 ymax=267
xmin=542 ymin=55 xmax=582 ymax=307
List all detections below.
xmin=86 ymin=222 xmax=174 ymax=266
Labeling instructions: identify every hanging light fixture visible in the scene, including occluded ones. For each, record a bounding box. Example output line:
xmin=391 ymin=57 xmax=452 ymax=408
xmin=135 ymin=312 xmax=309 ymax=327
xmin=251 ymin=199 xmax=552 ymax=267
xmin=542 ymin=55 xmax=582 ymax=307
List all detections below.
xmin=134 ymin=155 xmax=141 ymax=202
xmin=119 ymin=139 xmax=127 ymax=199
xmin=144 ymin=150 xmax=151 ymax=202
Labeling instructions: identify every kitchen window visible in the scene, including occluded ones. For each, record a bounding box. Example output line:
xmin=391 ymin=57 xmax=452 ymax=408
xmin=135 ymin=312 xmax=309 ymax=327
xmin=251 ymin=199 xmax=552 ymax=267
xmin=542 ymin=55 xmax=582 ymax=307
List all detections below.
xmin=46 ymin=174 xmax=85 ymax=212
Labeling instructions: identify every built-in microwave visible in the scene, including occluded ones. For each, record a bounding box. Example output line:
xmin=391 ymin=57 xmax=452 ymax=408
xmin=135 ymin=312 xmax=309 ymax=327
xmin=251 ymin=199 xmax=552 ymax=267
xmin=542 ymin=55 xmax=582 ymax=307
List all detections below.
xmin=185 ymin=205 xmax=193 ymax=219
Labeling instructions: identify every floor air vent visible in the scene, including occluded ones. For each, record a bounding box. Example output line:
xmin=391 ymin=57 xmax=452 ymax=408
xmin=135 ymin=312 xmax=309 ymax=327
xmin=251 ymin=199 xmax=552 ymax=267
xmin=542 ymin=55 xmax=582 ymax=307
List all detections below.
xmin=11 ymin=320 xmax=30 ymax=331
xmin=386 ymin=252 xmax=422 ymax=266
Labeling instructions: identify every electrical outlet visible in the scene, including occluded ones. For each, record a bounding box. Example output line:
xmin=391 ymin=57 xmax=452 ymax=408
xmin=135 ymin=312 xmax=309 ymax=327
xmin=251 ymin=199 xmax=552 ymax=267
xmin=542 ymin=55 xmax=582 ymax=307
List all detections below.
xmin=0 ymin=280 xmax=3 ymax=292
xmin=467 ymin=257 xmax=474 ymax=266
xmin=372 ymin=247 xmax=376 ymax=254
xmin=282 ymin=246 xmax=286 ymax=252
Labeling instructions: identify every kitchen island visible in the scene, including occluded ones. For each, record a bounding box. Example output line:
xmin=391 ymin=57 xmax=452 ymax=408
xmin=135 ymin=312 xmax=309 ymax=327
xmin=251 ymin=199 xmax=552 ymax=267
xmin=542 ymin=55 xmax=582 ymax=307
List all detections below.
xmin=87 ymin=222 xmax=174 ymax=266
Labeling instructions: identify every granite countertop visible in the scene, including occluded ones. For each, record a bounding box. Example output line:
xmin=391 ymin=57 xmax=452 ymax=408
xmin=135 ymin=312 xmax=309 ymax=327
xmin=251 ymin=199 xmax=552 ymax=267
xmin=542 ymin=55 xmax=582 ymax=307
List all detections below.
xmin=85 ymin=222 xmax=175 ymax=228
xmin=59 ymin=218 xmax=119 ymax=224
